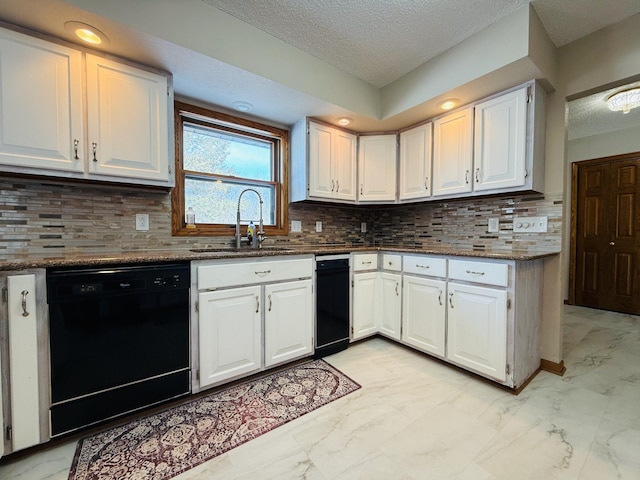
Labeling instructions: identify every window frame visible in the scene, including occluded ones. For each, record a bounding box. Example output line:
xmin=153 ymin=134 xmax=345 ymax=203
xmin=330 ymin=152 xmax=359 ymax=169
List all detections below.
xmin=172 ymin=101 xmax=289 ymax=237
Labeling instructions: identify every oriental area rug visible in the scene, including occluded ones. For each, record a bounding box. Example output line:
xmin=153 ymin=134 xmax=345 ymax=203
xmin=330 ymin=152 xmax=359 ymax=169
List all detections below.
xmin=68 ymin=360 xmax=360 ymax=480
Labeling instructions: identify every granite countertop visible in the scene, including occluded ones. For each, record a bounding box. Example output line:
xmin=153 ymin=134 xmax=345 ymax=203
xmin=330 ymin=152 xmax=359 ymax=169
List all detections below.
xmin=0 ymin=245 xmax=560 ymax=271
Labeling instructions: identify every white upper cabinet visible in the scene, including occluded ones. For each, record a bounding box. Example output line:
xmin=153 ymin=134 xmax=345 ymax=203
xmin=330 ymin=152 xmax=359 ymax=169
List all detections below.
xmin=0 ymin=28 xmax=84 ymax=173
xmin=0 ymin=26 xmax=172 ymax=187
xmin=432 ymin=107 xmax=473 ymax=197
xmin=399 ymin=122 xmax=432 ymax=201
xmin=473 ymin=86 xmax=527 ymax=191
xmin=358 ymin=134 xmax=397 ymax=202
xmin=292 ymin=120 xmax=357 ymax=203
xmin=86 ymin=55 xmax=170 ymax=183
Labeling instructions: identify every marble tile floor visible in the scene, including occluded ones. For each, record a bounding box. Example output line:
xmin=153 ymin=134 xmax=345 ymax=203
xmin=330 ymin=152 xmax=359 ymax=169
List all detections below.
xmin=1 ymin=305 xmax=638 ymax=479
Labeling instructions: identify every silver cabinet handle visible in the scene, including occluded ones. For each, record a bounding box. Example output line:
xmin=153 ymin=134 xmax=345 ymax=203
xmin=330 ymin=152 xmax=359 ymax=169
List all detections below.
xmin=424 ymin=177 xmax=429 ymax=190
xmin=416 ymin=264 xmax=430 ymax=269
xmin=449 ymin=292 xmax=455 ymax=309
xmin=360 ymin=184 xmax=363 ymax=195
xmin=438 ymin=289 xmax=443 ymax=306
xmin=255 ymin=295 xmax=260 ymax=313
xmin=73 ymin=139 xmax=79 ymax=160
xmin=395 ymin=282 xmax=399 ymax=296
xmin=362 ymin=261 xmax=372 ymax=265
xmin=92 ymin=142 xmax=98 ymax=162
xmin=475 ymin=168 xmax=480 ymax=182
xmin=336 ymin=180 xmax=339 ymax=192
xmin=331 ymin=180 xmax=335 ymax=192
xmin=465 ymin=170 xmax=469 ymax=184
xmin=466 ymin=270 xmax=485 ymax=276
xmin=268 ymin=294 xmax=272 ymax=312
xmin=21 ymin=290 xmax=30 ymax=317
xmin=254 ymin=270 xmax=271 ymax=276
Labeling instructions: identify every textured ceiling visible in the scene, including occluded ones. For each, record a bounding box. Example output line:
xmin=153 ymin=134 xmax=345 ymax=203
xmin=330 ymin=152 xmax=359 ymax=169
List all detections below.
xmin=202 ymin=0 xmax=640 ymax=88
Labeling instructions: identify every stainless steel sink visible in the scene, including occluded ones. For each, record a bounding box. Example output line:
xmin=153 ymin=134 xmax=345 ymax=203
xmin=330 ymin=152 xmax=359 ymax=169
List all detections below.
xmin=190 ymin=246 xmax=295 ymax=253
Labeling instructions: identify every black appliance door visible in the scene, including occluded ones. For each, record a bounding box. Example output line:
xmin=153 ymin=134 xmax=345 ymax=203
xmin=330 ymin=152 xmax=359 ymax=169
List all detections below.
xmin=315 ymin=258 xmax=350 ymax=357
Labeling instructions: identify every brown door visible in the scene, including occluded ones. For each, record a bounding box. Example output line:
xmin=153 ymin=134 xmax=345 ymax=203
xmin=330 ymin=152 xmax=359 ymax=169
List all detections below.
xmin=572 ymin=154 xmax=640 ymax=314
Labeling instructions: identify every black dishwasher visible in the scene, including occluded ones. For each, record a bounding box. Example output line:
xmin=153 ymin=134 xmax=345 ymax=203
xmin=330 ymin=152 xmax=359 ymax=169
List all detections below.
xmin=315 ymin=257 xmax=350 ymax=358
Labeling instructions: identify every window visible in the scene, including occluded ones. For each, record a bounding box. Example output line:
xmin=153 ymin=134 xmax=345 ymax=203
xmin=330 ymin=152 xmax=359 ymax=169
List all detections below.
xmin=172 ymin=102 xmax=289 ymax=236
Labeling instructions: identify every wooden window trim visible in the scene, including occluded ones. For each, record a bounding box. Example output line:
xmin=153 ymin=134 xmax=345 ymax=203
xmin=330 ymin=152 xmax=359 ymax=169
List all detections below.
xmin=172 ymin=101 xmax=289 ymax=237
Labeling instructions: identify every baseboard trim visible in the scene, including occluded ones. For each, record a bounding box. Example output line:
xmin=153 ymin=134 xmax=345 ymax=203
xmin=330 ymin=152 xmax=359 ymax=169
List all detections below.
xmin=540 ymin=359 xmax=566 ymax=376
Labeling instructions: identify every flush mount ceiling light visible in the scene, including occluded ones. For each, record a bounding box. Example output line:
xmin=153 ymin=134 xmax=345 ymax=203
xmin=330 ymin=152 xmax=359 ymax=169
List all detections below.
xmin=606 ymin=88 xmax=640 ymax=114
xmin=232 ymin=101 xmax=253 ymax=112
xmin=336 ymin=117 xmax=352 ymax=126
xmin=64 ymin=21 xmax=109 ymax=45
xmin=440 ymin=98 xmax=459 ymax=111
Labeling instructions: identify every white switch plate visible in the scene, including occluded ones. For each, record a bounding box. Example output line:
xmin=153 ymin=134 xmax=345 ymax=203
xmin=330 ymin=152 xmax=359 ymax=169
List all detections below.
xmin=361 ymin=222 xmax=367 ymax=233
xmin=135 ymin=213 xmax=149 ymax=231
xmin=513 ymin=216 xmax=548 ymax=233
xmin=315 ymin=221 xmax=322 ymax=233
xmin=487 ymin=217 xmax=499 ymax=233
xmin=291 ymin=220 xmax=302 ymax=232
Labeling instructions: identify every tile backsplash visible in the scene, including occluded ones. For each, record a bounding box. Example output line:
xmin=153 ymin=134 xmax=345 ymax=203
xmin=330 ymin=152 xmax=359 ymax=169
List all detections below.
xmin=0 ymin=178 xmax=562 ymax=256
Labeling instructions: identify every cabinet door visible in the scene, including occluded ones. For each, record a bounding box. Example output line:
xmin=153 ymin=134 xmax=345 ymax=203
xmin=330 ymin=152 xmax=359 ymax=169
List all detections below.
xmin=264 ymin=280 xmax=313 ymax=368
xmin=379 ymin=272 xmax=401 ymax=340
xmin=432 ymin=108 xmax=473 ymax=196
xmin=399 ymin=123 xmax=432 ymax=201
xmin=333 ymin=129 xmax=357 ymax=201
xmin=446 ymin=282 xmax=507 ymax=381
xmin=308 ymin=122 xmax=335 ymax=199
xmin=358 ymin=134 xmax=397 ymax=202
xmin=7 ymin=274 xmax=41 ymax=451
xmin=86 ymin=54 xmax=170 ymax=183
xmin=352 ymin=272 xmax=378 ymax=340
xmin=402 ymin=275 xmax=446 ymax=357
xmin=0 ymin=29 xmax=84 ymax=172
xmin=198 ymin=286 xmax=261 ymax=388
xmin=474 ymin=87 xmax=527 ymax=191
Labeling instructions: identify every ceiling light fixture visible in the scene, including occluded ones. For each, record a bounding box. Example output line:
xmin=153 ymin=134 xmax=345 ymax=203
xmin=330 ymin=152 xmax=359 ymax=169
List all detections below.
xmin=64 ymin=21 xmax=108 ymax=45
xmin=232 ymin=101 xmax=253 ymax=112
xmin=336 ymin=117 xmax=352 ymax=126
xmin=606 ymin=88 xmax=640 ymax=114
xmin=440 ymin=98 xmax=459 ymax=111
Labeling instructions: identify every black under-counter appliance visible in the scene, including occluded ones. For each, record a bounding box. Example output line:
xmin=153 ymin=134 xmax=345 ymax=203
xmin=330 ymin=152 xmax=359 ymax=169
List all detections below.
xmin=47 ymin=262 xmax=191 ymax=436
xmin=315 ymin=256 xmax=350 ymax=358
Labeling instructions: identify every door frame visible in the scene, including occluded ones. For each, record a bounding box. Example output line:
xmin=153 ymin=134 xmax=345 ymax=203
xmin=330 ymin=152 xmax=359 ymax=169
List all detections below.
xmin=568 ymin=151 xmax=640 ymax=306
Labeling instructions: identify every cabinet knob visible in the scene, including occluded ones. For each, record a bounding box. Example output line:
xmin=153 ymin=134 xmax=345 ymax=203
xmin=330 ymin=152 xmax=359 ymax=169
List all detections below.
xmin=609 ymin=241 xmax=615 ymax=246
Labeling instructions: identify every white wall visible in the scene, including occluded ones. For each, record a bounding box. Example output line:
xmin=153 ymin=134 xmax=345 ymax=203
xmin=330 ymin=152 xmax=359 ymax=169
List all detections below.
xmin=568 ymin=125 xmax=640 ymax=163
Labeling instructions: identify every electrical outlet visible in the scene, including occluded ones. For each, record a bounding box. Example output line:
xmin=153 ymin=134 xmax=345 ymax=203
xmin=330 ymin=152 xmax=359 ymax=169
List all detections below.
xmin=315 ymin=221 xmax=322 ymax=233
xmin=487 ymin=217 xmax=499 ymax=233
xmin=361 ymin=222 xmax=367 ymax=233
xmin=291 ymin=220 xmax=302 ymax=233
xmin=135 ymin=213 xmax=149 ymax=231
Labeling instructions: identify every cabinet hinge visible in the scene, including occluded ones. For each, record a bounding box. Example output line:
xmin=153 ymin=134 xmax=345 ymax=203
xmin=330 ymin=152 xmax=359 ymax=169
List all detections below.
xmin=196 ymin=369 xmax=200 ymax=381
xmin=6 ymin=425 xmax=12 ymax=441
xmin=506 ymin=364 xmax=511 ymax=375
xmin=524 ymin=169 xmax=529 ymax=179
xmin=507 ymin=298 xmax=512 ymax=310
xmin=351 ymin=279 xmax=354 ymax=287
xmin=351 ymin=326 xmax=354 ymax=335
xmin=168 ymin=164 xmax=172 ymax=174
xmin=1 ymin=287 xmax=6 ymax=303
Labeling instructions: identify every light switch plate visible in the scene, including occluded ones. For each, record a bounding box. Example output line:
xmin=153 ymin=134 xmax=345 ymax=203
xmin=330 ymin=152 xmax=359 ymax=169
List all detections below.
xmin=361 ymin=222 xmax=367 ymax=233
xmin=315 ymin=221 xmax=322 ymax=233
xmin=487 ymin=217 xmax=499 ymax=233
xmin=513 ymin=216 xmax=548 ymax=233
xmin=291 ymin=220 xmax=302 ymax=233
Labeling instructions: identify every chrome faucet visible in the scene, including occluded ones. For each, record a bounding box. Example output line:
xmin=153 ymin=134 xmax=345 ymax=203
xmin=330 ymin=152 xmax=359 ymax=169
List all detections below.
xmin=235 ymin=188 xmax=266 ymax=249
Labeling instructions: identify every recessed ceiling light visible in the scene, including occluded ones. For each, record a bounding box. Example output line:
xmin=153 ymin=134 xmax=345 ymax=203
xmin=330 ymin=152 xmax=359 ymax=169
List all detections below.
xmin=440 ymin=98 xmax=459 ymax=111
xmin=64 ymin=21 xmax=109 ymax=45
xmin=232 ymin=101 xmax=253 ymax=112
xmin=336 ymin=117 xmax=352 ymax=126
xmin=606 ymin=88 xmax=640 ymax=114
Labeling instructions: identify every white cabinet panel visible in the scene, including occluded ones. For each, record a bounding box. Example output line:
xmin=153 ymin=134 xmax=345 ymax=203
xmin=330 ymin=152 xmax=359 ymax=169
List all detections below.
xmin=403 ymin=255 xmax=447 ymax=278
xmin=198 ymin=286 xmax=262 ymax=388
xmin=333 ymin=129 xmax=358 ymax=201
xmin=0 ymin=28 xmax=84 ymax=172
xmin=447 ymin=282 xmax=507 ymax=381
xmin=352 ymin=272 xmax=378 ymax=340
xmin=379 ymin=272 xmax=401 ymax=340
xmin=448 ymin=258 xmax=509 ymax=287
xmin=358 ymin=134 xmax=397 ymax=202
xmin=402 ymin=275 xmax=446 ymax=357
xmin=308 ymin=122 xmax=334 ymax=198
xmin=7 ymin=274 xmax=41 ymax=451
xmin=352 ymin=253 xmax=378 ymax=272
xmin=474 ymin=87 xmax=527 ymax=191
xmin=382 ymin=254 xmax=402 ymax=272
xmin=399 ymin=123 xmax=432 ymax=201
xmin=86 ymin=54 xmax=169 ymax=182
xmin=264 ymin=280 xmax=313 ymax=368
xmin=432 ymin=108 xmax=473 ymax=197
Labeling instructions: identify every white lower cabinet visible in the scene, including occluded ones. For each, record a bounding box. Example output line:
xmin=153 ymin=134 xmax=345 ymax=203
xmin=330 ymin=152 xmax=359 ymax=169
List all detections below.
xmin=446 ymin=282 xmax=507 ymax=382
xmin=198 ymin=286 xmax=262 ymax=389
xmin=402 ymin=275 xmax=446 ymax=357
xmin=379 ymin=272 xmax=401 ymax=340
xmin=264 ymin=280 xmax=313 ymax=368
xmin=352 ymin=272 xmax=379 ymax=340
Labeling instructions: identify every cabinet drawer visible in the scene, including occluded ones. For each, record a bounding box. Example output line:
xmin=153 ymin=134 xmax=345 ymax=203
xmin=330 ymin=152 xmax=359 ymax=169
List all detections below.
xmin=352 ymin=253 xmax=378 ymax=271
xmin=382 ymin=254 xmax=402 ymax=272
xmin=448 ymin=259 xmax=509 ymax=287
xmin=198 ymin=258 xmax=313 ymax=290
xmin=403 ymin=255 xmax=446 ymax=277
